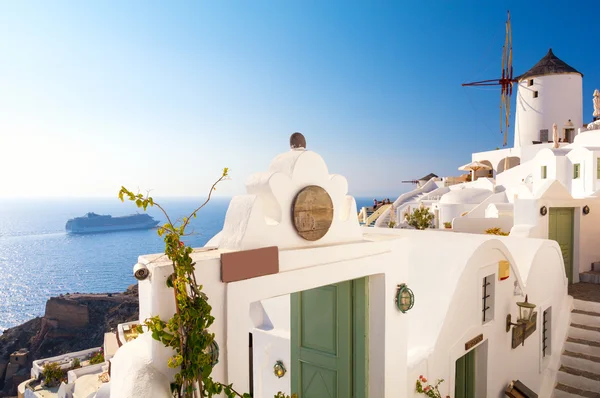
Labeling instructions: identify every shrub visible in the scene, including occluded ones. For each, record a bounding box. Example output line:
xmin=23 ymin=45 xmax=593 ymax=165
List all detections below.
xmin=443 ymin=222 xmax=452 ymax=229
xmin=72 ymin=358 xmax=81 ymax=369
xmin=405 ymin=204 xmax=434 ymax=230
xmin=485 ymin=227 xmax=509 ymax=236
xmin=388 ymin=221 xmax=396 ymax=228
xmin=42 ymin=362 xmax=65 ymax=387
xmin=89 ymin=350 xmax=104 ymax=365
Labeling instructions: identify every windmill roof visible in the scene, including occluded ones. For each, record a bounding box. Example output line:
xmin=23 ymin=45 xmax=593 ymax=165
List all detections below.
xmin=517 ymin=48 xmax=582 ymax=81
xmin=418 ymin=173 xmax=438 ymax=181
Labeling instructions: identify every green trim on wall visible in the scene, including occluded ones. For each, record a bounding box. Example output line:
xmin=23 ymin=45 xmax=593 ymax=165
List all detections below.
xmin=353 ymin=278 xmax=369 ymax=398
xmin=291 ymin=278 xmax=369 ymax=398
xmin=455 ymin=349 xmax=475 ymax=398
xmin=549 ymin=207 xmax=574 ymax=284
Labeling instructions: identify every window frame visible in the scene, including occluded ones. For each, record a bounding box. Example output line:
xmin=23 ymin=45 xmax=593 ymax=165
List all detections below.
xmin=542 ymin=307 xmax=551 ymax=357
xmin=528 ymin=79 xmax=534 ymax=87
xmin=533 ymin=91 xmax=539 ymax=98
xmin=482 ymin=274 xmax=495 ymax=324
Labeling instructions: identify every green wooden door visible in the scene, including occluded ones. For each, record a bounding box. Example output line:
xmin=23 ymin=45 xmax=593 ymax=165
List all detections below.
xmin=291 ymin=279 xmax=367 ymax=398
xmin=455 ymin=349 xmax=475 ymax=398
xmin=549 ymin=208 xmax=574 ymax=284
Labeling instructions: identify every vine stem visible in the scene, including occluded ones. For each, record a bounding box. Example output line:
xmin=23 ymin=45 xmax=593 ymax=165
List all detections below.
xmin=181 ymin=173 xmax=227 ymax=232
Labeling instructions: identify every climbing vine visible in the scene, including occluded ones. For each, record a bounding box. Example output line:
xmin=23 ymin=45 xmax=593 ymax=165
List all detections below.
xmin=120 ymin=168 xmax=252 ymax=398
xmin=120 ymin=168 xmax=298 ymax=398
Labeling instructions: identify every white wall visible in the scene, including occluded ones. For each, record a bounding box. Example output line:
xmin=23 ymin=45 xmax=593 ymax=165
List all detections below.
xmin=118 ymin=236 xmax=411 ymax=398
xmin=407 ymin=238 xmax=569 ymax=398
xmin=451 ymin=216 xmax=513 ymax=235
xmin=31 ymin=347 xmax=101 ymax=379
xmin=439 ymin=203 xmax=477 ymax=225
xmin=567 ymin=147 xmax=594 ymax=198
xmin=514 ymin=74 xmax=583 ymax=148
xmin=513 ymin=193 xmax=600 ymax=278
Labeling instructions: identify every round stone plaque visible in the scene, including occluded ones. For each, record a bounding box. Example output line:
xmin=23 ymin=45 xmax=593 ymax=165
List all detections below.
xmin=292 ymin=185 xmax=333 ymax=241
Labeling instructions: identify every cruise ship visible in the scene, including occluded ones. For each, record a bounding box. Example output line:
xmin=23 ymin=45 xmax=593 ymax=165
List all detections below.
xmin=65 ymin=213 xmax=160 ymax=234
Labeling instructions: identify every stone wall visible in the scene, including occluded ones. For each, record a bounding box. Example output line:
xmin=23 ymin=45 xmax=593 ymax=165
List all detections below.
xmin=45 ymin=298 xmax=89 ymax=329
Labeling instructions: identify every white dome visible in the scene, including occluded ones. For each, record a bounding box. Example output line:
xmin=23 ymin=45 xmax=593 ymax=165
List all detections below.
xmin=439 ymin=188 xmax=493 ymax=205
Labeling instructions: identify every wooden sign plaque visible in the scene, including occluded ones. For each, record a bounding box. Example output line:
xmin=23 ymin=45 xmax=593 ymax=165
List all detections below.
xmin=465 ymin=334 xmax=483 ymax=351
xmin=292 ymin=185 xmax=334 ymax=241
xmin=511 ymin=312 xmax=537 ymax=349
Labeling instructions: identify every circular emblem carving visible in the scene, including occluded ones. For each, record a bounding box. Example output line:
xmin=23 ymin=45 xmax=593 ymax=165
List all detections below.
xmin=583 ymin=205 xmax=590 ymax=215
xmin=540 ymin=206 xmax=547 ymax=216
xmin=292 ymin=185 xmax=333 ymax=241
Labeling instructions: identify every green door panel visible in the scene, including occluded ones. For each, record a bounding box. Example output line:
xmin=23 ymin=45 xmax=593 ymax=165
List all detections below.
xmin=455 ymin=349 xmax=475 ymax=398
xmin=549 ymin=208 xmax=574 ymax=284
xmin=291 ymin=278 xmax=368 ymax=398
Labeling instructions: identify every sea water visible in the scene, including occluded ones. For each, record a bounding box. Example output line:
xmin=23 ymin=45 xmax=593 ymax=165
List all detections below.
xmin=0 ymin=196 xmax=385 ymax=332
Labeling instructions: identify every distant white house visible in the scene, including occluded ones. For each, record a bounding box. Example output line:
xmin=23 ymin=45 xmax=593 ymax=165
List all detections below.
xmin=368 ymin=48 xmax=600 ymax=289
xmin=100 ymin=137 xmax=570 ymax=398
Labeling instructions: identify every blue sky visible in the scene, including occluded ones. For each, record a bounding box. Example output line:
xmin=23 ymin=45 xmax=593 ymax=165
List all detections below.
xmin=1 ymin=1 xmax=599 ymax=198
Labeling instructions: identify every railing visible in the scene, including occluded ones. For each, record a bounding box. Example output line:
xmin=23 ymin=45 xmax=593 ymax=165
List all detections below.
xmin=365 ymin=204 xmax=391 ymax=226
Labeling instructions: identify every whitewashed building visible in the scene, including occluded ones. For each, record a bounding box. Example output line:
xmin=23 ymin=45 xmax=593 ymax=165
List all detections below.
xmin=99 ymin=136 xmax=572 ymax=398
xmin=370 ymin=48 xmax=600 ymax=290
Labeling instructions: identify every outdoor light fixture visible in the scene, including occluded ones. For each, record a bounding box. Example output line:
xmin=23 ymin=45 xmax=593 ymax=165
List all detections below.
xmin=506 ymin=295 xmax=537 ymax=347
xmin=207 ymin=340 xmax=219 ymax=367
xmin=273 ymin=361 xmax=286 ymax=378
xmin=133 ymin=263 xmax=150 ymax=280
xmin=540 ymin=206 xmax=547 ymax=216
xmin=395 ymin=284 xmax=414 ymax=313
xmin=583 ymin=205 xmax=590 ymax=215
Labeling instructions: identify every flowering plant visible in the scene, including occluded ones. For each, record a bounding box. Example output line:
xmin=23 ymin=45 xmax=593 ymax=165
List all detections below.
xmin=416 ymin=375 xmax=449 ymax=398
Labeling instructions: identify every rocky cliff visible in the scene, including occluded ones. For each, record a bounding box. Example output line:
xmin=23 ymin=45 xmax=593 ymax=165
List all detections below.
xmin=0 ymin=285 xmax=139 ymax=397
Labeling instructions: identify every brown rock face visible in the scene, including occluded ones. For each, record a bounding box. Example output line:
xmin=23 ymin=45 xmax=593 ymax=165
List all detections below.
xmin=0 ymin=285 xmax=139 ymax=397
xmin=45 ymin=298 xmax=89 ymax=329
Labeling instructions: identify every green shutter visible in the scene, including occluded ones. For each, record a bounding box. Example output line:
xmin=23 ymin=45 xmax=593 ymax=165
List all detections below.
xmin=573 ymin=164 xmax=580 ymax=179
xmin=541 ymin=166 xmax=547 ymax=179
xmin=455 ymin=350 xmax=476 ymax=398
xmin=549 ymin=208 xmax=574 ymax=284
xmin=597 ymin=158 xmax=600 ymax=179
xmin=291 ymin=279 xmax=368 ymax=398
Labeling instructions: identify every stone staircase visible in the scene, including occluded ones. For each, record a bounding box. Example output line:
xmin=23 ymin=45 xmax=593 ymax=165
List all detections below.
xmin=554 ymin=298 xmax=600 ymax=397
xmin=580 ymin=262 xmax=600 ymax=284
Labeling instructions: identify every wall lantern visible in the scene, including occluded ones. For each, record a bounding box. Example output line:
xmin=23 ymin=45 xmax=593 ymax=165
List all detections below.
xmin=207 ymin=340 xmax=219 ymax=367
xmin=273 ymin=361 xmax=286 ymax=378
xmin=583 ymin=205 xmax=590 ymax=215
xmin=506 ymin=295 xmax=537 ymax=347
xmin=395 ymin=284 xmax=414 ymax=313
xmin=540 ymin=206 xmax=547 ymax=216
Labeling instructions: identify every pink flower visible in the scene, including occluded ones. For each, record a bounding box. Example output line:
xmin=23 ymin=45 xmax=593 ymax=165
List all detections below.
xmin=424 ymin=386 xmax=431 ymax=392
xmin=419 ymin=375 xmax=423 ymax=381
xmin=422 ymin=377 xmax=428 ymax=383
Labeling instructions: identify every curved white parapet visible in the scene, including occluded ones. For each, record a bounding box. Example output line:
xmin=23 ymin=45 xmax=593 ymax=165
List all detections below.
xmin=109 ymin=333 xmax=173 ymax=398
xmin=218 ymin=149 xmax=362 ymax=251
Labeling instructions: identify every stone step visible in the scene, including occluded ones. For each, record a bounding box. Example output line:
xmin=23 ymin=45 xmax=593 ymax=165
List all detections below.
xmin=566 ymin=338 xmax=600 ymax=358
xmin=554 ymin=383 xmax=600 ymax=397
xmin=580 ymin=271 xmax=600 ymax=285
xmin=574 ymin=299 xmax=600 ymax=314
xmin=557 ymin=366 xmax=600 ymax=394
xmin=569 ymin=324 xmax=600 ymax=343
xmin=573 ymin=310 xmax=600 ymax=328
xmin=562 ymin=351 xmax=600 ymax=374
